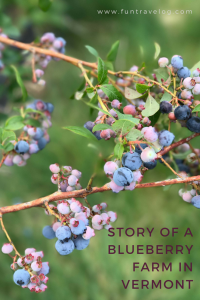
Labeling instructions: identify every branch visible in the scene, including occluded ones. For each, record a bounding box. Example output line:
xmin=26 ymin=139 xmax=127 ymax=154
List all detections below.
xmin=1 ymin=175 xmax=200 ymax=215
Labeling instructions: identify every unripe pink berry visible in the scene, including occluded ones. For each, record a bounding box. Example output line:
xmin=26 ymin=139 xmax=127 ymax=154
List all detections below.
xmin=35 ymin=69 xmax=44 ymax=78
xmin=70 ymin=202 xmax=82 ymax=213
xmin=57 ymin=202 xmax=70 ymax=214
xmin=32 ymin=251 xmax=44 ymax=261
xmin=125 ymin=181 xmax=136 ymax=191
xmin=82 ymin=226 xmax=95 ymax=239
xmin=31 ymin=261 xmax=42 ymax=272
xmin=68 ymin=175 xmax=78 ymax=186
xmin=52 ymin=222 xmax=61 ymax=232
xmin=100 ymin=129 xmax=111 ymax=140
xmin=104 ymin=224 xmax=112 ymax=230
xmin=13 ymin=155 xmax=23 ymax=165
xmin=92 ymin=204 xmax=102 ymax=213
xmin=104 ymin=161 xmax=119 ymax=175
xmin=141 ymin=147 xmax=157 ymax=163
xmin=75 ymin=212 xmax=88 ymax=225
xmin=158 ymin=57 xmax=169 ymax=68
xmin=183 ymin=77 xmax=196 ymax=89
xmin=168 ymin=112 xmax=176 ymax=120
xmin=141 ymin=126 xmax=158 ymax=142
xmin=181 ymin=89 xmax=193 ymax=99
xmin=25 ymin=248 xmax=36 ymax=255
xmin=49 ymin=163 xmax=60 ymax=173
xmin=100 ymin=202 xmax=107 ymax=210
xmin=4 ymin=154 xmax=14 ymax=166
xmin=109 ymin=180 xmax=124 ymax=193
xmin=101 ymin=213 xmax=110 ymax=225
xmin=92 ymin=215 xmax=103 ymax=226
xmin=111 ymin=99 xmax=122 ymax=109
xmin=107 ymin=211 xmax=117 ymax=222
xmin=133 ymin=170 xmax=143 ymax=182
xmin=71 ymin=169 xmax=82 ymax=179
xmin=2 ymin=243 xmax=13 ymax=254
xmin=92 ymin=224 xmax=103 ymax=230
xmin=51 ymin=174 xmax=58 ymax=184
xmin=66 ymin=186 xmax=75 ymax=192
xmin=192 ymin=84 xmax=200 ymax=95
xmin=182 ymin=192 xmax=192 ymax=202
xmin=130 ymin=65 xmax=138 ymax=72
xmin=123 ymin=105 xmax=136 ymax=116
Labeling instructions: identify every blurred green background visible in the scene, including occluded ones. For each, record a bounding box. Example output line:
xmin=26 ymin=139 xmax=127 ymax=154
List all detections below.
xmin=0 ymin=0 xmax=200 ymax=299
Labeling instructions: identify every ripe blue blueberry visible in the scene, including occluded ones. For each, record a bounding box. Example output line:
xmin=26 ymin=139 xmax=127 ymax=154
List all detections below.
xmin=122 ymin=152 xmax=142 ymax=171
xmin=42 ymin=225 xmax=56 ymax=239
xmin=72 ymin=236 xmax=90 ymax=250
xmin=38 ymin=138 xmax=47 ymax=150
xmin=93 ymin=130 xmax=102 ymax=140
xmin=71 ymin=220 xmax=86 ymax=235
xmin=143 ymin=160 xmax=157 ymax=170
xmin=46 ymin=103 xmax=54 ymax=113
xmin=13 ymin=269 xmax=30 ymax=286
xmin=56 ymin=226 xmax=71 ymax=240
xmin=158 ymin=130 xmax=175 ymax=147
xmin=84 ymin=121 xmax=94 ymax=132
xmin=135 ymin=143 xmax=148 ymax=155
xmin=191 ymin=195 xmax=200 ymax=209
xmin=177 ymin=164 xmax=190 ymax=173
xmin=55 ymin=239 xmax=74 ymax=255
xmin=174 ymin=105 xmax=191 ymax=120
xmin=186 ymin=116 xmax=200 ymax=133
xmin=160 ymin=101 xmax=172 ymax=114
xmin=177 ymin=67 xmax=191 ymax=79
xmin=113 ymin=167 xmax=134 ymax=187
xmin=33 ymin=128 xmax=44 ymax=140
xmin=14 ymin=141 xmax=29 ymax=154
xmin=171 ymin=55 xmax=183 ymax=69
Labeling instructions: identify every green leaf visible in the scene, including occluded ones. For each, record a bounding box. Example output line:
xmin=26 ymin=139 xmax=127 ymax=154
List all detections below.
xmin=0 ymin=144 xmax=4 ymax=150
xmin=149 ymin=110 xmax=161 ymax=127
xmin=90 ymin=93 xmax=98 ymax=104
xmin=142 ymin=94 xmax=159 ymax=117
xmin=125 ymin=87 xmax=142 ymax=100
xmin=100 ymin=84 xmax=122 ymax=101
xmin=38 ymin=0 xmax=52 ymax=11
xmin=84 ymin=102 xmax=114 ymax=119
xmin=5 ymin=115 xmax=24 ymax=131
xmin=112 ymin=120 xmax=136 ymax=135
xmin=113 ymin=109 xmax=139 ymax=124
xmin=160 ymin=90 xmax=172 ymax=102
xmin=2 ymin=130 xmax=16 ymax=145
xmin=192 ymin=104 xmax=200 ymax=113
xmin=85 ymin=45 xmax=99 ymax=58
xmin=70 ymin=79 xmax=86 ymax=100
xmin=114 ymin=143 xmax=124 ymax=159
xmin=4 ymin=143 xmax=14 ymax=152
xmin=136 ymin=83 xmax=150 ymax=94
xmin=25 ymin=108 xmax=45 ymax=116
xmin=104 ymin=61 xmax=114 ymax=71
xmin=0 ymin=127 xmax=3 ymax=143
xmin=107 ymin=40 xmax=119 ymax=62
xmin=190 ymin=61 xmax=200 ymax=74
xmin=154 ymin=68 xmax=169 ymax=83
xmin=154 ymin=42 xmax=161 ymax=59
xmin=86 ymin=87 xmax=94 ymax=93
xmin=25 ymin=119 xmax=41 ymax=127
xmin=98 ymin=57 xmax=108 ymax=84
xmin=126 ymin=129 xmax=143 ymax=141
xmin=92 ymin=124 xmax=112 ymax=132
xmin=63 ymin=126 xmax=97 ymax=140
xmin=10 ymin=65 xmax=28 ymax=102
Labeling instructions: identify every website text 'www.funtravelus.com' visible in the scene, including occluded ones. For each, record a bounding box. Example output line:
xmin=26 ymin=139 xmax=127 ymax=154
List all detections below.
xmin=97 ymin=9 xmax=192 ymax=15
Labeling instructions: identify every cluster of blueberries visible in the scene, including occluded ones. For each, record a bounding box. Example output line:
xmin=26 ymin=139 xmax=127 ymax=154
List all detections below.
xmin=1 ymin=244 xmax=49 ymax=292
xmin=33 ymin=32 xmax=66 ymax=85
xmin=50 ymin=163 xmax=82 ymax=192
xmin=4 ymin=100 xmax=54 ymax=167
xmin=44 ymin=164 xmax=117 ymax=255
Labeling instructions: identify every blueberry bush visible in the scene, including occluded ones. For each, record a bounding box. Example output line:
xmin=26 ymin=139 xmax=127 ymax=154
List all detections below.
xmin=1 ymin=13 xmax=200 ymax=293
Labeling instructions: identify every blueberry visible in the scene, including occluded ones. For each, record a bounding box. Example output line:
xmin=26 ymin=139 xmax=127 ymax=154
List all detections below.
xmin=135 ymin=143 xmax=148 ymax=155
xmin=186 ymin=116 xmax=200 ymax=133
xmin=143 ymin=160 xmax=157 ymax=170
xmin=158 ymin=130 xmax=175 ymax=147
xmin=113 ymin=167 xmax=134 ymax=187
xmin=14 ymin=141 xmax=29 ymax=154
xmin=191 ymin=195 xmax=200 ymax=209
xmin=71 ymin=220 xmax=86 ymax=235
xmin=160 ymin=101 xmax=172 ymax=114
xmin=174 ymin=105 xmax=191 ymax=120
xmin=56 ymin=226 xmax=71 ymax=240
xmin=171 ymin=55 xmax=183 ymax=69
xmin=93 ymin=130 xmax=102 ymax=140
xmin=122 ymin=152 xmax=142 ymax=171
xmin=46 ymin=103 xmax=54 ymax=113
xmin=72 ymin=236 xmax=90 ymax=250
xmin=38 ymin=137 xmax=47 ymax=150
xmin=84 ymin=121 xmax=94 ymax=132
xmin=13 ymin=269 xmax=30 ymax=286
xmin=55 ymin=239 xmax=74 ymax=255
xmin=177 ymin=67 xmax=191 ymax=79
xmin=175 ymin=159 xmax=184 ymax=165
xmin=33 ymin=128 xmax=44 ymax=140
xmin=42 ymin=225 xmax=56 ymax=239
xmin=177 ymin=164 xmax=190 ymax=173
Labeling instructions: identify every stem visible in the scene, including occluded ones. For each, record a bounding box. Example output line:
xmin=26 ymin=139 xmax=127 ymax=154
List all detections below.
xmin=188 ymin=142 xmax=200 ymax=165
xmin=86 ymin=173 xmax=96 ymax=192
xmin=159 ymin=156 xmax=182 ymax=178
xmin=44 ymin=200 xmax=60 ymax=219
xmin=0 ymin=216 xmax=21 ymax=257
